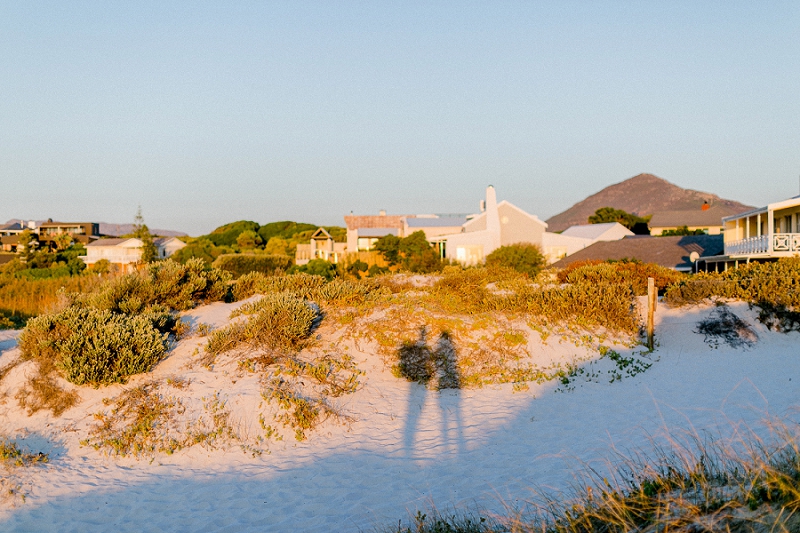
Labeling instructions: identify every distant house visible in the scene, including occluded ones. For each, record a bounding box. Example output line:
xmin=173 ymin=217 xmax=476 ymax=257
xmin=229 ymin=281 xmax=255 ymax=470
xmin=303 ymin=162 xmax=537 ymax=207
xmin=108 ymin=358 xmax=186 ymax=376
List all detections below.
xmin=0 ymin=220 xmax=100 ymax=252
xmin=560 ymin=222 xmax=634 ymax=242
xmin=541 ymin=222 xmax=634 ymax=264
xmin=343 ymin=212 xmax=409 ymax=253
xmin=648 ymin=204 xmax=738 ymax=236
xmin=435 ymin=186 xmax=547 ymax=265
xmin=79 ymin=237 xmax=186 ymax=272
xmin=295 ymin=228 xmax=348 ymax=265
xmin=0 ymin=222 xmax=28 ymax=252
xmin=551 ymin=235 xmax=724 ymax=272
xmin=343 ymin=212 xmax=467 ymax=254
xmin=37 ymin=221 xmax=100 ymax=247
xmin=700 ymin=195 xmax=800 ymax=271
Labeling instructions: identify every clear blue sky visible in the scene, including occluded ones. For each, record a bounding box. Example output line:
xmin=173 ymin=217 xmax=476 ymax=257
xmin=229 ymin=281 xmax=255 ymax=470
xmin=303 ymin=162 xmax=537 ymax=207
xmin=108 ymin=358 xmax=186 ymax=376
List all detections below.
xmin=2 ymin=2 xmax=799 ymax=235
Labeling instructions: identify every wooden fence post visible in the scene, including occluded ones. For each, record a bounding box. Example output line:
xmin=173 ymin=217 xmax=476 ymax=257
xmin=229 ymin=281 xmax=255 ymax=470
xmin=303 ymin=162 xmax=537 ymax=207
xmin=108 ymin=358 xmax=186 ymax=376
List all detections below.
xmin=647 ymin=277 xmax=656 ymax=351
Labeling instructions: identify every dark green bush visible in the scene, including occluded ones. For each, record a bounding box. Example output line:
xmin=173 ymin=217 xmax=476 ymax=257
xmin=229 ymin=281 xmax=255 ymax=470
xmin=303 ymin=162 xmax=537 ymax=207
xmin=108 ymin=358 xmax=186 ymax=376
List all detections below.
xmin=212 ymin=253 xmax=293 ymax=278
xmin=375 ymin=231 xmax=443 ymax=273
xmin=19 ymin=307 xmax=168 ymax=385
xmin=485 ymin=243 xmax=545 ymax=277
xmin=290 ymin=259 xmax=339 ymax=280
xmin=204 ymin=220 xmax=261 ymax=247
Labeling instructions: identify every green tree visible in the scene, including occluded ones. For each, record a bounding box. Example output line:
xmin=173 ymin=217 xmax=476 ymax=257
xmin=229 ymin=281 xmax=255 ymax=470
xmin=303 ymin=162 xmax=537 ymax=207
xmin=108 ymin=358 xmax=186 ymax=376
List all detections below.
xmin=374 ymin=234 xmax=401 ymax=265
xmin=374 ymin=231 xmax=443 ymax=273
xmin=485 ymin=243 xmax=545 ymax=277
xmin=133 ymin=206 xmax=158 ymax=263
xmin=52 ymin=232 xmax=73 ymax=251
xmin=236 ymin=230 xmax=263 ymax=250
xmin=16 ymin=229 xmax=38 ymax=263
xmin=588 ymin=207 xmax=651 ymax=232
xmin=171 ymin=239 xmax=228 ymax=266
xmin=264 ymin=237 xmax=290 ymax=255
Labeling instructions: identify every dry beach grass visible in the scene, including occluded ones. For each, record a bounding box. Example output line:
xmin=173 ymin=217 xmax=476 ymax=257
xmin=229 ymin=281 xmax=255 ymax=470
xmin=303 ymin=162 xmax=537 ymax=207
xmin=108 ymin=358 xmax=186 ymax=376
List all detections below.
xmin=0 ymin=259 xmax=799 ymax=531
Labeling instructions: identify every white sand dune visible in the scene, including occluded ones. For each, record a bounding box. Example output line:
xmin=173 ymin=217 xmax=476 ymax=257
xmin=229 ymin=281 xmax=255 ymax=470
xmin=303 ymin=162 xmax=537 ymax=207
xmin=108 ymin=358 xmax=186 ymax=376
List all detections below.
xmin=1 ymin=301 xmax=798 ymax=532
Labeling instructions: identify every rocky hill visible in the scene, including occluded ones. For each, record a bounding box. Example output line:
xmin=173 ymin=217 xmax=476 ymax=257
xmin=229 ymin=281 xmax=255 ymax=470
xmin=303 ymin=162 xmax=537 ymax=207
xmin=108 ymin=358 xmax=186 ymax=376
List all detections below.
xmin=545 ymin=173 xmax=754 ymax=232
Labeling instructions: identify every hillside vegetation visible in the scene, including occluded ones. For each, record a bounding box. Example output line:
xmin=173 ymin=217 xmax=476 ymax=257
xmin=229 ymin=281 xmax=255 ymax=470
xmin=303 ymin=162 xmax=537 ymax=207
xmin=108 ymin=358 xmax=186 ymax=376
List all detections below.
xmin=172 ymin=220 xmax=346 ymax=266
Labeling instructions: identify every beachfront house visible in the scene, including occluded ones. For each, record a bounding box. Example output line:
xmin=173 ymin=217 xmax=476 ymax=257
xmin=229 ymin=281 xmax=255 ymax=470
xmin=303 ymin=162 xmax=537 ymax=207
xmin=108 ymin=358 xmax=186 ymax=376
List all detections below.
xmin=648 ymin=204 xmax=738 ymax=236
xmin=80 ymin=237 xmax=186 ymax=272
xmin=699 ymin=195 xmax=800 ymax=271
xmin=434 ymin=186 xmax=547 ymax=265
xmin=295 ymin=228 xmax=348 ymax=265
xmin=343 ymin=212 xmax=467 ymax=254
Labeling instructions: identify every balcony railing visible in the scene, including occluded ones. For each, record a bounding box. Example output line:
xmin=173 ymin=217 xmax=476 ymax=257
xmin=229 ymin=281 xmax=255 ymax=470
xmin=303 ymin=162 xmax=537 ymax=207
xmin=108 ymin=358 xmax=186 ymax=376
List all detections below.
xmin=725 ymin=233 xmax=800 ymax=255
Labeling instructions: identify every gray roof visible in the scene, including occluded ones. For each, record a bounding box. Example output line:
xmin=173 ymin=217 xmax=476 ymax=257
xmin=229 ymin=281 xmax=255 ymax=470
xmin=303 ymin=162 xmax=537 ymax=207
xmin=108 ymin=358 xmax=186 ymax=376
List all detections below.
xmin=0 ymin=222 xmax=24 ymax=231
xmin=551 ymin=235 xmax=724 ymax=271
xmin=405 ymin=217 xmax=467 ymax=228
xmin=357 ymin=228 xmax=399 ymax=238
xmin=649 ymin=206 xmax=738 ymax=228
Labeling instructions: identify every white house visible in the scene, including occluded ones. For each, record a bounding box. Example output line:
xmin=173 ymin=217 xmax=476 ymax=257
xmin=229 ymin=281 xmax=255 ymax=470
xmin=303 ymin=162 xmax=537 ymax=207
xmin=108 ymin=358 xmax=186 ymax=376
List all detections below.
xmin=80 ymin=237 xmax=186 ymax=272
xmin=540 ymin=222 xmax=634 ymax=264
xmin=434 ymin=186 xmax=547 ymax=265
xmin=701 ymin=194 xmax=800 ymax=271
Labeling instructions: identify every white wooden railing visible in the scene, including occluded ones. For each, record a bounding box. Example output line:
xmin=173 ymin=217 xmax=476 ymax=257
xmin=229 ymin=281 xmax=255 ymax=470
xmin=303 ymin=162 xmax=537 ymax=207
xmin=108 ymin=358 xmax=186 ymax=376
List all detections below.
xmin=725 ymin=233 xmax=800 ymax=255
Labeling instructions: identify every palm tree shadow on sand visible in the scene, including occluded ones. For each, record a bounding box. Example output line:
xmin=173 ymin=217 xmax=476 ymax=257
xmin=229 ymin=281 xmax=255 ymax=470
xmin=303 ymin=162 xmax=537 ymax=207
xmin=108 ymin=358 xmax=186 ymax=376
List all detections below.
xmin=399 ymin=327 xmax=465 ymax=459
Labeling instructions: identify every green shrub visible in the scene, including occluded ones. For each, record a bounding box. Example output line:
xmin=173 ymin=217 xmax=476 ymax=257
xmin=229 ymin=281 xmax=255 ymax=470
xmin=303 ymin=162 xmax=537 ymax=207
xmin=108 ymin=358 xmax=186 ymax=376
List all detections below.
xmin=212 ymin=253 xmax=293 ymax=278
xmin=82 ymin=258 xmax=230 ymax=313
xmin=19 ymin=306 xmax=168 ymax=385
xmin=207 ymin=293 xmax=316 ymax=355
xmin=171 ymin=238 xmax=230 ymax=266
xmin=664 ymin=258 xmax=800 ymax=307
xmin=485 ymin=243 xmax=545 ymax=277
xmin=290 ymin=259 xmax=338 ymax=280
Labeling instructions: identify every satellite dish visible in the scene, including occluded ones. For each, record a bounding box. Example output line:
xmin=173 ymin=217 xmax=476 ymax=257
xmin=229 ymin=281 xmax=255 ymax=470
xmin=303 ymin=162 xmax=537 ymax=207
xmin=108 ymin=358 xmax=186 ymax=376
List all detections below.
xmin=689 ymin=251 xmax=700 ymax=263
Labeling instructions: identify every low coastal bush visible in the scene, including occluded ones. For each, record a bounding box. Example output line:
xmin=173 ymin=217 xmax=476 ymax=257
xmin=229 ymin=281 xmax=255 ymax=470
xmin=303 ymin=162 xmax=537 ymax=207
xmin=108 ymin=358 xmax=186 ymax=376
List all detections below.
xmin=665 ymin=258 xmax=800 ymax=308
xmin=557 ymin=260 xmax=685 ymax=295
xmin=231 ymin=271 xmax=388 ymax=307
xmin=211 ymin=253 xmax=293 ymax=278
xmin=80 ymin=258 xmax=230 ymax=313
xmin=0 ymin=437 xmax=48 ymax=467
xmin=19 ymin=306 xmax=168 ymax=386
xmin=207 ymin=293 xmax=317 ymax=356
xmin=485 ymin=242 xmax=545 ymax=277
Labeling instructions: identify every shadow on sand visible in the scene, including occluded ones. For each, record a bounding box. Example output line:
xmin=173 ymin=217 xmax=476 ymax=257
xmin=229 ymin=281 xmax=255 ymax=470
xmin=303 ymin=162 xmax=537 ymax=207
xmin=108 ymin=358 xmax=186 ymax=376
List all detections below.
xmin=399 ymin=328 xmax=465 ymax=459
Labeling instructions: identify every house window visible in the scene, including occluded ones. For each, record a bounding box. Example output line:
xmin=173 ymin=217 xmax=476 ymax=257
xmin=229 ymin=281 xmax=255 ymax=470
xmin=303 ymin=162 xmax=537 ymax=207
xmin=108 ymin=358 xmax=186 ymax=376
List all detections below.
xmin=455 ymin=245 xmax=483 ymax=265
xmin=357 ymin=237 xmax=379 ymax=251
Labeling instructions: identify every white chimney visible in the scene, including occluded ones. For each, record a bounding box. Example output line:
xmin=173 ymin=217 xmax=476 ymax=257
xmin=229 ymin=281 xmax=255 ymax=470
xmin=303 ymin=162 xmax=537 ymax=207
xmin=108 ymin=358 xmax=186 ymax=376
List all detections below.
xmin=379 ymin=209 xmax=386 ymax=216
xmin=28 ymin=220 xmax=36 ymax=230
